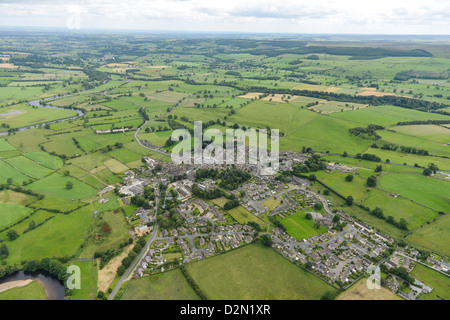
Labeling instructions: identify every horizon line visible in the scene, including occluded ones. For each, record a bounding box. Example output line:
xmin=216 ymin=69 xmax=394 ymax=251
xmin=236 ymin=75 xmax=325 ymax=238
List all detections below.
xmin=1 ymin=26 xmax=450 ymax=37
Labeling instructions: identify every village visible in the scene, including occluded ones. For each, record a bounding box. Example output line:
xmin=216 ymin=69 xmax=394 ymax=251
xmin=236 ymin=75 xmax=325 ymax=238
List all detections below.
xmin=111 ymin=152 xmax=444 ymax=300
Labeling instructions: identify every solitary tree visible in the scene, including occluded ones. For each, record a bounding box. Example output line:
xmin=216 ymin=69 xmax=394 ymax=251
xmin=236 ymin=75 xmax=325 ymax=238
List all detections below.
xmin=260 ymin=234 xmax=273 ymax=247
xmin=367 ymin=176 xmax=377 ymax=188
xmin=65 ymin=181 xmax=73 ymax=190
xmin=7 ymin=230 xmax=18 ymax=241
xmin=346 ymin=196 xmax=354 ymax=206
xmin=314 ymin=202 xmax=323 ymax=211
xmin=28 ymin=220 xmax=36 ymax=231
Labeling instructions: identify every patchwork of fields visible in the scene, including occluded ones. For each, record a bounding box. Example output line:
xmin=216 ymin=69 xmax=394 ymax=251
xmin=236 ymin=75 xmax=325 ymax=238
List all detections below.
xmin=0 ymin=34 xmax=448 ymax=302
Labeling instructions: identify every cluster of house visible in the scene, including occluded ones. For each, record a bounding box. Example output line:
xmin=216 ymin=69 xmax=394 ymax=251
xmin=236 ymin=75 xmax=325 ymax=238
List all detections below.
xmin=424 ymin=254 xmax=450 ymax=273
xmin=325 ymin=162 xmax=356 ymax=173
xmin=236 ymin=181 xmax=283 ymax=215
xmin=278 ymin=151 xmax=309 ymax=171
xmin=268 ymin=189 xmax=313 ymax=217
xmin=181 ymin=199 xmax=227 ymax=223
xmin=95 ymin=128 xmax=130 ymax=134
xmin=271 ymin=213 xmax=399 ymax=289
xmin=119 ymin=170 xmax=152 ymax=197
xmin=168 ymin=179 xmax=194 ymax=202
xmin=133 ymin=248 xmax=165 ymax=277
xmin=132 ymin=223 xmax=256 ymax=278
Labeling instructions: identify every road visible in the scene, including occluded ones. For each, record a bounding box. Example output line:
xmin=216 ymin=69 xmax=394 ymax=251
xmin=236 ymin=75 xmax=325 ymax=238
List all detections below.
xmin=108 ymin=190 xmax=163 ymax=300
xmin=134 ymin=120 xmax=170 ymax=156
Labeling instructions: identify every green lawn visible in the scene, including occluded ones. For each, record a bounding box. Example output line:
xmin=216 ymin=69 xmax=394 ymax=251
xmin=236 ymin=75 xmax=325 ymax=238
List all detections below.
xmin=281 ymin=211 xmax=328 ymax=241
xmin=186 ymin=244 xmax=336 ymax=300
xmin=227 ymin=206 xmax=265 ymax=225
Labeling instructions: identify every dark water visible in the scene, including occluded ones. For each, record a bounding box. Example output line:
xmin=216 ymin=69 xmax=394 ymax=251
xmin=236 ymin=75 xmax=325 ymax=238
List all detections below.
xmin=0 ymin=271 xmax=65 ymax=300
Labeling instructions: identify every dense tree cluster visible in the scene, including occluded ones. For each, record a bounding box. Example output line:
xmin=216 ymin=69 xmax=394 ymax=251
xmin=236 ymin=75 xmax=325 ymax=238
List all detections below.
xmin=195 ymin=168 xmax=251 ymax=191
xmin=349 ymin=124 xmax=384 ymax=140
xmin=292 ymin=154 xmax=326 ymax=175
xmin=223 ymin=199 xmax=240 ymax=210
xmin=356 ymin=153 xmax=382 ymax=162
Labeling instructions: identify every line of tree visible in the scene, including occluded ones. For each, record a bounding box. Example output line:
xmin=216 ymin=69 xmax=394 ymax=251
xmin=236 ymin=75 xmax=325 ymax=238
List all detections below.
xmin=117 ymin=237 xmax=147 ymax=276
xmin=179 ymin=265 xmax=208 ymax=300
xmin=397 ymin=119 xmax=450 ymax=126
xmin=356 ymin=205 xmax=408 ymax=230
xmin=356 ymin=153 xmax=382 ymax=162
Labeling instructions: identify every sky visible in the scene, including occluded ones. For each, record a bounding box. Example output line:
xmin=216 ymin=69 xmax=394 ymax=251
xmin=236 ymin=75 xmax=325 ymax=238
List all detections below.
xmin=0 ymin=0 xmax=449 ymax=34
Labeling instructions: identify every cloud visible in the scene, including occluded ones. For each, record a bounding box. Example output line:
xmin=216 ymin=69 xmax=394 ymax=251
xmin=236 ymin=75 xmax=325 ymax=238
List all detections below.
xmin=0 ymin=0 xmax=449 ymax=34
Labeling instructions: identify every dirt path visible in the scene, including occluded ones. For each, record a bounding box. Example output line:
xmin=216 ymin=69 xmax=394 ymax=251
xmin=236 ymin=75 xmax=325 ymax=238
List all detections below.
xmin=97 ymin=245 xmax=134 ymax=292
xmin=0 ymin=279 xmax=33 ymax=294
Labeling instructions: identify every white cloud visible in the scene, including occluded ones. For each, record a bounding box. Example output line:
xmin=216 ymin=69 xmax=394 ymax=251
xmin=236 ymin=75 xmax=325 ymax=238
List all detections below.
xmin=0 ymin=0 xmax=448 ymax=34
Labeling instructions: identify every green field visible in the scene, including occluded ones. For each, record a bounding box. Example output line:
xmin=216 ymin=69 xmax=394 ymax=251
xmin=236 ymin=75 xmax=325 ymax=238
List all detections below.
xmin=119 ymin=269 xmax=200 ymax=300
xmin=186 ymin=244 xmax=336 ymax=300
xmin=1 ymin=33 xmax=450 ymax=301
xmin=279 ymin=115 xmax=371 ymax=154
xmin=315 ymin=171 xmax=368 ymax=202
xmin=328 ymin=105 xmax=450 ymax=127
xmin=0 ymin=203 xmax=33 ymax=230
xmin=79 ymin=209 xmax=131 ymax=259
xmin=23 ymin=152 xmax=64 ymax=170
xmin=361 ymin=188 xmax=439 ymax=231
xmin=406 ymin=214 xmax=450 ymax=258
xmin=0 ymin=281 xmax=47 ymax=300
xmin=69 ymin=260 xmax=98 ymax=300
xmin=0 ymin=103 xmax=78 ymax=130
xmin=411 ymin=264 xmax=450 ymax=300
xmin=3 ymin=206 xmax=93 ymax=265
xmin=0 ymin=138 xmax=16 ymax=151
xmin=392 ymin=125 xmax=450 ymax=144
xmin=0 ymin=160 xmax=31 ymax=185
xmin=27 ymin=173 xmax=97 ymax=199
xmin=227 ymin=205 xmax=265 ymax=225
xmin=378 ymin=174 xmax=450 ymax=212
xmin=5 ymin=155 xmax=53 ymax=179
xmin=281 ymin=211 xmax=328 ymax=241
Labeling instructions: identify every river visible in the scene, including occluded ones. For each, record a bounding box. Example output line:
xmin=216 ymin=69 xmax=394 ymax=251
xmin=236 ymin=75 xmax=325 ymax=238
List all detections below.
xmin=0 ymin=96 xmax=85 ymax=136
xmin=0 ymin=271 xmax=65 ymax=300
